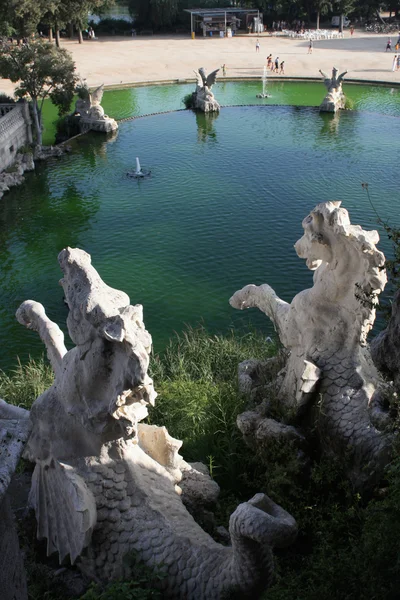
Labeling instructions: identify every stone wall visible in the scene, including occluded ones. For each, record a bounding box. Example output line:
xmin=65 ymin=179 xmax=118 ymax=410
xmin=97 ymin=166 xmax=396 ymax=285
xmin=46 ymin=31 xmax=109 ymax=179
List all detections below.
xmin=0 ymin=103 xmax=33 ymax=172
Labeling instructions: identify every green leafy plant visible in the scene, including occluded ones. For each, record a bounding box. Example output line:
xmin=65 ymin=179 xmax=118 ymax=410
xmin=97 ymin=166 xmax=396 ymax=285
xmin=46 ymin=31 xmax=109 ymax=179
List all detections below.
xmin=0 ymin=357 xmax=54 ymax=410
xmin=182 ymin=93 xmax=195 ymax=109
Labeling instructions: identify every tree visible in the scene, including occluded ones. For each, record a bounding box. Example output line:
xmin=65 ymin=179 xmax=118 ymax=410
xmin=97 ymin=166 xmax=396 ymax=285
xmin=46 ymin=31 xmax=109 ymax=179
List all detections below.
xmin=333 ymin=0 xmax=355 ymax=31
xmin=314 ymin=0 xmax=332 ymax=29
xmin=0 ymin=0 xmax=48 ymax=40
xmin=60 ymin=0 xmax=115 ymax=43
xmin=0 ymin=40 xmax=77 ymax=145
xmin=129 ymin=0 xmax=179 ymax=30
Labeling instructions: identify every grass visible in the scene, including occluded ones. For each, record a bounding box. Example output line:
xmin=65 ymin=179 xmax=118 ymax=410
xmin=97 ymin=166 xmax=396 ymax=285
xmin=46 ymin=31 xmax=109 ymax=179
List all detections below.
xmin=149 ymin=326 xmax=278 ymax=491
xmin=0 ymin=356 xmax=54 ymax=410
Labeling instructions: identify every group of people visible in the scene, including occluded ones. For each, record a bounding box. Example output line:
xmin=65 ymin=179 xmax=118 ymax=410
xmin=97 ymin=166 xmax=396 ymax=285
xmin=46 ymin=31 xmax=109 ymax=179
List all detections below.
xmin=392 ymin=54 xmax=400 ymax=71
xmin=386 ymin=35 xmax=400 ymax=51
xmin=266 ymin=54 xmax=285 ymax=74
xmin=271 ymin=19 xmax=304 ymax=32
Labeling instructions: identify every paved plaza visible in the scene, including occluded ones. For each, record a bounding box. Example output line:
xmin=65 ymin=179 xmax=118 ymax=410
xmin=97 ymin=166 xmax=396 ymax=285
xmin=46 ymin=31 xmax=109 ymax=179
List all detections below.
xmin=1 ymin=30 xmax=399 ymax=95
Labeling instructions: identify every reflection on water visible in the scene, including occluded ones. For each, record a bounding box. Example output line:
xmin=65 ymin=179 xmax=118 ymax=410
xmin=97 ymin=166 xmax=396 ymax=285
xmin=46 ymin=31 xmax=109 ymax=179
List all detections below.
xmin=319 ymin=113 xmax=340 ymax=136
xmin=196 ymin=111 xmax=219 ymax=143
xmin=1 ymin=106 xmax=399 ymax=370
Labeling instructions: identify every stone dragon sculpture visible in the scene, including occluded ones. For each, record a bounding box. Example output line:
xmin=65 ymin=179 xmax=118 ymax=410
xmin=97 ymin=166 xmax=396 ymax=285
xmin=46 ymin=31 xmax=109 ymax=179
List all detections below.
xmin=74 ymin=83 xmax=117 ymax=133
xmin=230 ymin=201 xmax=393 ymax=489
xmin=15 ymin=247 xmax=297 ymax=598
xmin=319 ymin=67 xmax=347 ymax=113
xmin=193 ymin=67 xmax=221 ymax=113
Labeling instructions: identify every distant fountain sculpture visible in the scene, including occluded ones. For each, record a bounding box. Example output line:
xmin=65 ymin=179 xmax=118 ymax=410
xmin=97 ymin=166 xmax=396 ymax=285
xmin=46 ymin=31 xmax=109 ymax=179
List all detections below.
xmin=127 ymin=157 xmax=151 ymax=178
xmin=256 ymin=66 xmax=271 ymax=99
xmin=74 ymin=84 xmax=118 ymax=133
xmin=193 ymin=68 xmax=221 ymax=113
xmin=319 ymin=67 xmax=347 ymax=113
xmin=230 ymin=201 xmax=393 ymax=490
xmin=15 ymin=247 xmax=297 ymax=598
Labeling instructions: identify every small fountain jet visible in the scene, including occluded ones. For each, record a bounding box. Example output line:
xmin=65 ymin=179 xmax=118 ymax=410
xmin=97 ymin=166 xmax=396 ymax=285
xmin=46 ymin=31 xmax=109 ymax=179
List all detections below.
xmin=256 ymin=66 xmax=271 ymax=99
xmin=127 ymin=157 xmax=151 ymax=179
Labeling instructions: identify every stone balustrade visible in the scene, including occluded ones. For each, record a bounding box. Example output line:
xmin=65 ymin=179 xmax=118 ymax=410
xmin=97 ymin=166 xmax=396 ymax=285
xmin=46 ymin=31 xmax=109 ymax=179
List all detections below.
xmin=0 ymin=103 xmax=33 ymax=172
xmin=0 ymin=104 xmax=16 ymax=118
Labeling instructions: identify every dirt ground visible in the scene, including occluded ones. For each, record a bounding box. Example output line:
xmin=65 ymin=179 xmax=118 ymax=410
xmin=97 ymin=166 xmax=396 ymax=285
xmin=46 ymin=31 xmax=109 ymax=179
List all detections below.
xmin=1 ymin=30 xmax=399 ymax=95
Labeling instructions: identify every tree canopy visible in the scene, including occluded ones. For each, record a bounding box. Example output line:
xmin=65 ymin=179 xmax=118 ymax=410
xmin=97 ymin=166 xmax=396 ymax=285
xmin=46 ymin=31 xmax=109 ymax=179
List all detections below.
xmin=0 ymin=0 xmax=115 ymax=42
xmin=127 ymin=0 xmax=399 ymax=29
xmin=0 ymin=40 xmax=77 ymax=145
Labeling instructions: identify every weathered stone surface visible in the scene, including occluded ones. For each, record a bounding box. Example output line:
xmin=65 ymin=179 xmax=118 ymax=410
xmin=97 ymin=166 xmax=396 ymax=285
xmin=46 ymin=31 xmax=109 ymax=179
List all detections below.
xmin=0 ymin=152 xmax=35 ymax=200
xmin=17 ymin=247 xmax=297 ymax=599
xmin=319 ymin=67 xmax=347 ymax=112
xmin=193 ymin=68 xmax=221 ymax=113
xmin=179 ymin=461 xmax=220 ymax=510
xmin=0 ymin=400 xmax=31 ymax=600
xmin=371 ymin=289 xmax=400 ymax=387
xmin=0 ymin=496 xmax=28 ymax=600
xmin=230 ymin=201 xmax=392 ymax=490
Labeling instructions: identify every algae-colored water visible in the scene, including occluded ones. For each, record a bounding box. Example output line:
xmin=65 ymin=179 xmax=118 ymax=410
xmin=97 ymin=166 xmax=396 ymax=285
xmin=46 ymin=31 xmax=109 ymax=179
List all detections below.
xmin=1 ymin=83 xmax=399 ymax=370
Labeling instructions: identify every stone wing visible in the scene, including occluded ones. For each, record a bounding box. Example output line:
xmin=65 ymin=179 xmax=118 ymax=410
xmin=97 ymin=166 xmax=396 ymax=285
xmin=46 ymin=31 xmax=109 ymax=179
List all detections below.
xmin=193 ymin=70 xmax=203 ymax=87
xmin=90 ymin=83 xmax=104 ymax=106
xmin=198 ymin=67 xmax=207 ymax=86
xmin=29 ymin=459 xmax=97 ymax=564
xmin=206 ymin=69 xmax=219 ymax=88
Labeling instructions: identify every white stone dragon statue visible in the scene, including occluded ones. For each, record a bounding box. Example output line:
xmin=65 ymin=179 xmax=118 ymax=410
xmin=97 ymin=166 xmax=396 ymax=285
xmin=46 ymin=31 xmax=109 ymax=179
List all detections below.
xmin=319 ymin=67 xmax=347 ymax=113
xmin=74 ymin=83 xmax=118 ymax=133
xmin=15 ymin=247 xmax=297 ymax=598
xmin=230 ymin=201 xmax=393 ymax=490
xmin=193 ymin=67 xmax=221 ymax=113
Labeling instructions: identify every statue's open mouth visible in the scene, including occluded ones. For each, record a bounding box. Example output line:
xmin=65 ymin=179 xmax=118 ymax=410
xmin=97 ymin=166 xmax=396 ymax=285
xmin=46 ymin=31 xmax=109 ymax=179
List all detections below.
xmin=306 ymin=258 xmax=322 ymax=270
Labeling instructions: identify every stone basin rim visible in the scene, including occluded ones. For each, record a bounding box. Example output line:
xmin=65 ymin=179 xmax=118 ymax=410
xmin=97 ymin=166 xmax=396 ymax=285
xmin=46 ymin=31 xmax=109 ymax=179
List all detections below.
xmin=101 ymin=76 xmax=400 ymax=91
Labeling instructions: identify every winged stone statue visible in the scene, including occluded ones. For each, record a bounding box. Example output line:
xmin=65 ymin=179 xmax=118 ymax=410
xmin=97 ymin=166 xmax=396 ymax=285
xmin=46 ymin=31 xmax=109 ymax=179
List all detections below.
xmin=192 ymin=67 xmax=221 ymax=113
xmin=319 ymin=67 xmax=348 ymax=112
xmin=74 ymin=82 xmax=118 ymax=133
xmin=195 ymin=67 xmax=220 ymax=91
xmin=319 ymin=67 xmax=347 ymax=92
xmin=89 ymin=83 xmax=104 ymax=107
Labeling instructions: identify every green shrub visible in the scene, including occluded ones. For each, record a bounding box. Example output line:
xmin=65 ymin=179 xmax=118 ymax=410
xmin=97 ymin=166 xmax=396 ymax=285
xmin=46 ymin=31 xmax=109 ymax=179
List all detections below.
xmin=182 ymin=93 xmax=195 ymax=109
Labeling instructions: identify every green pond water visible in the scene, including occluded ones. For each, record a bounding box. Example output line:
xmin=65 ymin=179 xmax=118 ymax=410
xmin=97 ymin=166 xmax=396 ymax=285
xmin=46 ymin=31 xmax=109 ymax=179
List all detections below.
xmin=41 ymin=80 xmax=400 ymax=144
xmin=1 ymin=82 xmax=399 ymax=371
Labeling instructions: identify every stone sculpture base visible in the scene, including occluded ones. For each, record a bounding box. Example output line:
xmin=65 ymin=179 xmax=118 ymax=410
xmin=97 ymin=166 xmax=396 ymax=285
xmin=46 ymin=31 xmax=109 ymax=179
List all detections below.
xmin=79 ymin=117 xmax=118 ymax=134
xmin=194 ymin=98 xmax=220 ymax=113
xmin=319 ymin=90 xmax=346 ymax=113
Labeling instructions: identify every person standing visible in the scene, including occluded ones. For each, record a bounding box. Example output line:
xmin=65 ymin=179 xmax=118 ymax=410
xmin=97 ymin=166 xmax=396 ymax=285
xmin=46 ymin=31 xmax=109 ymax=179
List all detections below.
xmin=392 ymin=55 xmax=398 ymax=71
xmin=350 ymin=25 xmax=354 ymax=36
xmin=256 ymin=39 xmax=260 ymax=52
xmin=308 ymin=39 xmax=313 ymax=54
